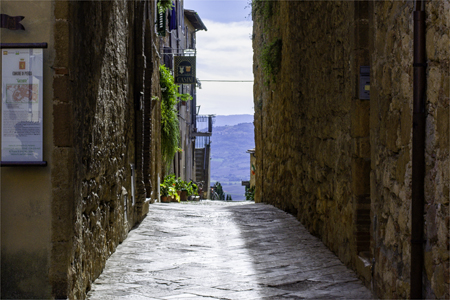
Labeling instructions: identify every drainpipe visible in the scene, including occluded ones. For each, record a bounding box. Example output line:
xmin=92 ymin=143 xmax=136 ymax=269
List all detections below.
xmin=411 ymin=0 xmax=426 ymax=299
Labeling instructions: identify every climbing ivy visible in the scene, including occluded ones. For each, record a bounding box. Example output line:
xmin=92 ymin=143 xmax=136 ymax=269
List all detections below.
xmin=252 ymin=0 xmax=274 ymax=21
xmin=261 ymin=38 xmax=282 ymax=84
xmin=251 ymin=0 xmax=281 ymax=84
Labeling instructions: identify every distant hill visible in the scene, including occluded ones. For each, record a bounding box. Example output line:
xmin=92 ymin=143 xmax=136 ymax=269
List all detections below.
xmin=214 ymin=114 xmax=254 ymax=127
xmin=210 ymin=121 xmax=255 ymax=200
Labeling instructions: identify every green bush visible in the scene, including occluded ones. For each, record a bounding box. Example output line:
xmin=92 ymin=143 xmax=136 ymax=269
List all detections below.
xmin=245 ymin=186 xmax=255 ymax=200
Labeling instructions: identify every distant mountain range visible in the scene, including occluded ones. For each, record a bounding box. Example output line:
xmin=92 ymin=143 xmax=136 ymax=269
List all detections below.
xmin=213 ymin=114 xmax=254 ymax=127
xmin=210 ymin=115 xmax=255 ymax=200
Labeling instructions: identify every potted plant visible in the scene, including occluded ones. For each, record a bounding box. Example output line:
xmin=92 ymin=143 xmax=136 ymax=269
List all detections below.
xmin=160 ymin=183 xmax=170 ymax=203
xmin=162 ymin=174 xmax=178 ymax=202
xmin=180 ymin=180 xmax=189 ymax=201
xmin=175 ymin=177 xmax=183 ymax=198
xmin=189 ymin=182 xmax=200 ymax=201
xmin=169 ymin=185 xmax=180 ymax=202
xmin=185 ymin=181 xmax=193 ymax=200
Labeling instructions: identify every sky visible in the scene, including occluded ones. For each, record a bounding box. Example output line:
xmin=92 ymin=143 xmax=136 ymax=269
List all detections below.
xmin=184 ymin=0 xmax=254 ymax=116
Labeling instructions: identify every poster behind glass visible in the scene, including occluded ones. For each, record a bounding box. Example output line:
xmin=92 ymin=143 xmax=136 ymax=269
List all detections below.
xmin=1 ymin=48 xmax=44 ymax=162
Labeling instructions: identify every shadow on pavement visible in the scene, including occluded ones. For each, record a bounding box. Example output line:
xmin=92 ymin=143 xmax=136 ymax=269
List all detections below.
xmin=224 ymin=203 xmax=374 ymax=299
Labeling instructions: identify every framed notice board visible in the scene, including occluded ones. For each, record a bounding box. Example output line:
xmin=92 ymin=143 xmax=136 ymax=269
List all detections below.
xmin=1 ymin=43 xmax=47 ymax=166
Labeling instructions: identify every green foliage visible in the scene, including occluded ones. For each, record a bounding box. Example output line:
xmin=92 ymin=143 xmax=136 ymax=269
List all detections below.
xmin=185 ymin=181 xmax=198 ymax=196
xmin=213 ymin=182 xmax=225 ymax=200
xmin=160 ymin=183 xmax=170 ymax=196
xmin=174 ymin=177 xmax=183 ymax=191
xmin=252 ymin=1 xmax=281 ymax=85
xmin=190 ymin=182 xmax=199 ymax=196
xmin=159 ymin=65 xmax=192 ymax=169
xmin=212 ymin=181 xmax=232 ymax=201
xmin=255 ymin=99 xmax=263 ymax=111
xmin=261 ymin=38 xmax=282 ymax=84
xmin=245 ymin=186 xmax=255 ymax=200
xmin=252 ymin=0 xmax=274 ymax=20
xmin=157 ymin=0 xmax=173 ymax=13
xmin=161 ymin=175 xmax=198 ymax=201
xmin=161 ymin=174 xmax=178 ymax=200
xmin=160 ymin=65 xmax=179 ymax=168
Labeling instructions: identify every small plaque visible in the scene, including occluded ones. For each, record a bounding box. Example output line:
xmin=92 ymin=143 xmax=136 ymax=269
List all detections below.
xmin=359 ymin=66 xmax=370 ymax=100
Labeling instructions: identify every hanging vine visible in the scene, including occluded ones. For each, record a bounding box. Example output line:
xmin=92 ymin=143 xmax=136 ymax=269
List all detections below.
xmin=159 ymin=65 xmax=192 ymax=170
xmin=157 ymin=0 xmax=173 ymax=13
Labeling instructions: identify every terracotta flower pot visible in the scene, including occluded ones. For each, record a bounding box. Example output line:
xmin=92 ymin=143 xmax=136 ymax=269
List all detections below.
xmin=180 ymin=191 xmax=188 ymax=201
xmin=161 ymin=196 xmax=169 ymax=203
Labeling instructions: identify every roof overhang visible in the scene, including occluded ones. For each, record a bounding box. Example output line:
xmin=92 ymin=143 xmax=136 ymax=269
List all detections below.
xmin=184 ymin=9 xmax=207 ymax=31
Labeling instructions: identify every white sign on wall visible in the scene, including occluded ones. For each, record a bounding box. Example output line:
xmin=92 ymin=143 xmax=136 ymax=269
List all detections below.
xmin=1 ymin=48 xmax=44 ymax=162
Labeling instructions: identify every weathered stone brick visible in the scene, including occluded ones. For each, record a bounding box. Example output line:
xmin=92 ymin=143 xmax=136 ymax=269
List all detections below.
xmin=351 ymin=100 xmax=370 ymax=138
xmin=53 ymin=75 xmax=70 ymax=103
xmin=53 ymin=103 xmax=72 ymax=147
xmin=54 ymin=20 xmax=70 ymax=67
xmin=437 ymin=106 xmax=449 ymax=150
xmin=400 ymin=101 xmax=412 ymax=146
xmin=54 ymin=0 xmax=70 ymax=20
xmin=352 ymin=158 xmax=371 ymax=196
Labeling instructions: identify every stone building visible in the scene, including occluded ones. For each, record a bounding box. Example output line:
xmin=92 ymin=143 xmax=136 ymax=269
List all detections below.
xmin=253 ymin=0 xmax=448 ymax=299
xmin=248 ymin=148 xmax=256 ymax=188
xmin=159 ymin=0 xmax=207 ymax=182
xmin=1 ymin=0 xmax=161 ymax=298
xmin=194 ymin=114 xmax=213 ymax=199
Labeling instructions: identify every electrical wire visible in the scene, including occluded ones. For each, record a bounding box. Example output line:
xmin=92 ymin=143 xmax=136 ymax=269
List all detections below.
xmin=199 ymin=80 xmax=254 ymax=82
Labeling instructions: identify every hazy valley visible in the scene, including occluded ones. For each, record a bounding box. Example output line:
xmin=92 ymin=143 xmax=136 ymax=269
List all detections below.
xmin=210 ymin=114 xmax=254 ymax=200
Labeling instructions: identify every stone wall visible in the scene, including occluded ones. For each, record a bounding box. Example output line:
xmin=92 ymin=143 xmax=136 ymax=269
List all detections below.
xmin=370 ymin=1 xmax=449 ymax=298
xmin=253 ymin=0 xmax=358 ymax=267
xmin=253 ymin=0 xmax=449 ymax=298
xmin=50 ymin=0 xmax=160 ymax=298
xmin=0 ymin=0 xmax=160 ymax=298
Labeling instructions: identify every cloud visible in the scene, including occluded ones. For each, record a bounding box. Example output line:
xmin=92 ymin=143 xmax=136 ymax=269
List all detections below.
xmin=196 ymin=81 xmax=254 ymax=116
xmin=197 ymin=20 xmax=253 ymax=79
xmin=195 ymin=20 xmax=254 ymax=115
xmin=185 ymin=0 xmax=252 ymax=23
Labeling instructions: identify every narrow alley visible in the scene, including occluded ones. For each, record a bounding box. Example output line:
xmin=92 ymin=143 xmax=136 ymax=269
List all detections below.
xmin=87 ymin=201 xmax=373 ymax=299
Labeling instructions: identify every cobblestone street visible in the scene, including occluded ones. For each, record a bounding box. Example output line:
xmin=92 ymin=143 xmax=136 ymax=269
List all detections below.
xmin=87 ymin=201 xmax=374 ymax=299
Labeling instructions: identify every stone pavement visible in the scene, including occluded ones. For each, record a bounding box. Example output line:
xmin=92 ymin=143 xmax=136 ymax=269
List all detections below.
xmin=87 ymin=201 xmax=374 ymax=299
